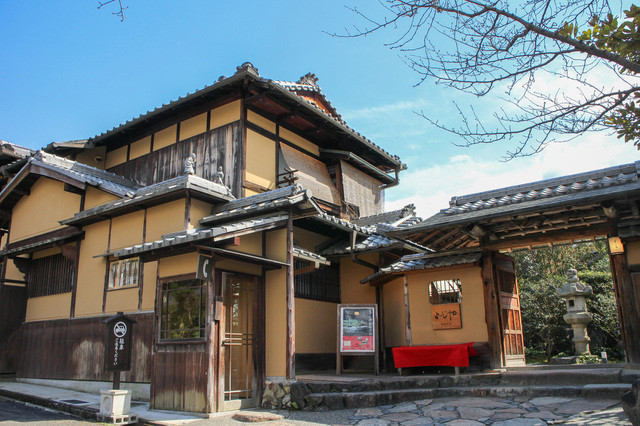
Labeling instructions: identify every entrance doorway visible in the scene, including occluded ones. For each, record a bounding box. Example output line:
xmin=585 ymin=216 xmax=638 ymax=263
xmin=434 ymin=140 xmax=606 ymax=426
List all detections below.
xmin=220 ymin=272 xmax=258 ymax=411
xmin=494 ymin=253 xmax=525 ymax=366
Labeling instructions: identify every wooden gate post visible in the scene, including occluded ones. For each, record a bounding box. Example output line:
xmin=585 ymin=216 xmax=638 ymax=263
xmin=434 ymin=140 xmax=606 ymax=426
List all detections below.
xmin=481 ymin=251 xmax=504 ymax=369
xmin=609 ymin=252 xmax=640 ymax=363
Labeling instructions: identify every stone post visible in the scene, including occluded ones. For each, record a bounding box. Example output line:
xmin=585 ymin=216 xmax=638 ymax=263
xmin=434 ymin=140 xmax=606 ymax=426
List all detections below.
xmin=556 ymin=269 xmax=593 ymax=355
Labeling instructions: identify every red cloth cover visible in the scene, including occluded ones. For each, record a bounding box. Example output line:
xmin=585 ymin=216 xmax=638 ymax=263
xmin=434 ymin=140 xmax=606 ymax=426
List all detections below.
xmin=392 ymin=342 xmax=478 ymax=368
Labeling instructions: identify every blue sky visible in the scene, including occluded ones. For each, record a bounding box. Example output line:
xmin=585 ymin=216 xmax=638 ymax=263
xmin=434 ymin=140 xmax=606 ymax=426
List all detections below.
xmin=1 ymin=1 xmax=637 ymax=217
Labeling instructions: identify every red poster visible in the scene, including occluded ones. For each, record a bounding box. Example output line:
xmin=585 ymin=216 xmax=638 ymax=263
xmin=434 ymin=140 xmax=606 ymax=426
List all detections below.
xmin=342 ymin=335 xmax=374 ymax=351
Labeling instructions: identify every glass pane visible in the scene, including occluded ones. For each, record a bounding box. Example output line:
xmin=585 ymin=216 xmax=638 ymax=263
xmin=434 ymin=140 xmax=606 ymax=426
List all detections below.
xmin=160 ymin=279 xmax=206 ymax=340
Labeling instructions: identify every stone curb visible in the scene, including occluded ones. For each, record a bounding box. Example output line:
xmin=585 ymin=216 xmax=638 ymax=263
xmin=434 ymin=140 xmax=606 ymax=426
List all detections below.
xmin=0 ymin=387 xmax=100 ymax=421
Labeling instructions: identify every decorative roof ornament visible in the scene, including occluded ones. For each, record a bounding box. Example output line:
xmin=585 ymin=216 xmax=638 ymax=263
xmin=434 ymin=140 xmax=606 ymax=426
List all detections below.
xmin=214 ymin=166 xmax=225 ymax=186
xmin=184 ymin=153 xmax=196 ymax=175
xmin=235 ymin=62 xmax=259 ymax=76
xmin=297 ymin=73 xmax=319 ymax=89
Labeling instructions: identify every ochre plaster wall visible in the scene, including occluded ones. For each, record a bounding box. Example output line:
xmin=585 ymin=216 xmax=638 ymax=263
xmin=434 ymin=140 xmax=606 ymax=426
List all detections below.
xmin=159 ymin=253 xmax=198 ymax=278
xmin=9 ymin=177 xmax=81 ymax=243
xmin=247 ymin=110 xmax=276 ymax=134
xmin=180 ymin=113 xmax=207 ymax=141
xmin=210 ymin=100 xmax=241 ymax=130
xmin=625 ymin=241 xmax=640 ymax=265
xmin=216 ymin=259 xmax=262 ymax=276
xmin=105 ymin=287 xmax=139 ymax=314
xmin=407 ymin=267 xmax=488 ymax=346
xmin=293 ymin=227 xmax=328 ymax=251
xmin=84 ymin=187 xmax=120 ymax=210
xmin=154 ymin=125 xmax=178 ymax=151
xmin=233 ymin=232 xmax=262 ymax=256
xmin=279 ymin=128 xmax=320 ymax=156
xmin=32 ymin=246 xmax=62 ymax=259
xmin=265 ymin=228 xmax=286 ymax=377
xmin=109 ymin=210 xmax=145 ymax=251
xmin=341 ymin=254 xmax=377 ymax=304
xmin=25 ymin=292 xmax=72 ymax=322
xmin=146 ymin=200 xmax=185 ymax=242
xmin=75 ymin=146 xmax=106 ymax=170
xmin=130 ymin=136 xmax=151 ymax=160
xmin=141 ymin=261 xmax=158 ymax=311
xmin=75 ymin=221 xmax=110 ymax=317
xmin=245 ymin=130 xmax=276 ymax=190
xmin=295 ymin=298 xmax=337 ymax=353
xmin=189 ymin=199 xmax=212 ymax=228
xmin=5 ymin=259 xmax=25 ymax=282
xmin=105 ymin=145 xmax=127 ymax=169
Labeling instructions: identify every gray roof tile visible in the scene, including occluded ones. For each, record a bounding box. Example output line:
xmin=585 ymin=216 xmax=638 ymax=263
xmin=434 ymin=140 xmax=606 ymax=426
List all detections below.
xmin=361 ymin=251 xmax=482 ymax=284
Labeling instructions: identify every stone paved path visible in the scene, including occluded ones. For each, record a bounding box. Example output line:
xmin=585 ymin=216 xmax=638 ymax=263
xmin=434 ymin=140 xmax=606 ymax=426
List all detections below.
xmin=336 ymin=396 xmax=629 ymax=425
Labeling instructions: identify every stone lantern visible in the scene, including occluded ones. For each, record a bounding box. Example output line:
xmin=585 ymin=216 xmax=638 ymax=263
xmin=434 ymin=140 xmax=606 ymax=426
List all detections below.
xmin=556 ymin=269 xmax=593 ymax=355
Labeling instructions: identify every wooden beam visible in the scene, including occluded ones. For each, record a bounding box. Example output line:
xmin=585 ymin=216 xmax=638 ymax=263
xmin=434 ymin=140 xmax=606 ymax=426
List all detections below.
xmin=481 ymin=251 xmax=504 ymax=369
xmin=483 ymin=225 xmax=612 ymax=251
xmin=286 ymin=213 xmax=295 ymax=379
xmin=196 ymin=246 xmax=288 ymax=269
xmin=402 ymin=275 xmax=412 ymax=346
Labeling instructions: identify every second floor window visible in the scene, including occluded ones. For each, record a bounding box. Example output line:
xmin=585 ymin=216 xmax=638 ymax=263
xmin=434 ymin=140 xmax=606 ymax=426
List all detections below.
xmin=429 ymin=279 xmax=462 ymax=305
xmin=108 ymin=258 xmax=140 ymax=289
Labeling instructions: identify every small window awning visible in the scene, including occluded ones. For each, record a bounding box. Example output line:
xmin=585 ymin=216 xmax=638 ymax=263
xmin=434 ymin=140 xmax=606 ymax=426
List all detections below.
xmin=0 ymin=227 xmax=83 ymax=257
xmin=293 ymin=245 xmax=330 ymax=266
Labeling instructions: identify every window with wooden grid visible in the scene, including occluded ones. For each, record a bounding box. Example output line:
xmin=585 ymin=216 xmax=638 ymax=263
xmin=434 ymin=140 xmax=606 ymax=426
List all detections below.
xmin=294 ymin=259 xmax=340 ymax=303
xmin=428 ymin=279 xmax=462 ymax=305
xmin=160 ymin=278 xmax=207 ymax=341
xmin=26 ymin=253 xmax=74 ymax=298
xmin=108 ymin=258 xmax=140 ymax=289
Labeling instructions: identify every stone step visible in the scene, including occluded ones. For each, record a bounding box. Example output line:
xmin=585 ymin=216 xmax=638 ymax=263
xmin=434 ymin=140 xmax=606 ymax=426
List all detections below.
xmin=303 ymin=373 xmax=501 ymax=394
xmin=499 ymin=368 xmax=623 ymax=386
xmin=303 ymin=384 xmax=633 ymax=410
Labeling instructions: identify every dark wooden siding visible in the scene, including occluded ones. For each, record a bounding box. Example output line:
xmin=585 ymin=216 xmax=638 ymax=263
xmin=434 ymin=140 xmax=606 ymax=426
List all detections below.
xmin=0 ymin=283 xmax=27 ymax=373
xmin=108 ymin=122 xmax=243 ymax=197
xmin=27 ymin=254 xmax=74 ymax=298
xmin=150 ymin=343 xmax=208 ymax=412
xmin=12 ymin=312 xmax=152 ymax=382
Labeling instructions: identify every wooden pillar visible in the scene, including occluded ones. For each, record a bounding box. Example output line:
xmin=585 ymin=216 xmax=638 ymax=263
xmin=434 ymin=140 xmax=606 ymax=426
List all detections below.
xmin=402 ymin=275 xmax=412 ymax=346
xmin=609 ymin=252 xmax=640 ymax=363
xmin=286 ymin=214 xmax=295 ymax=379
xmin=205 ymin=266 xmax=217 ymax=412
xmin=376 ymin=284 xmax=387 ymax=372
xmin=481 ymin=251 xmax=504 ymax=369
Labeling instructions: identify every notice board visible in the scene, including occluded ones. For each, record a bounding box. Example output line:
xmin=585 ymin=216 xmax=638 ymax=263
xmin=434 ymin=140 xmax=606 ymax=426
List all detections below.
xmin=431 ymin=303 xmax=462 ymax=330
xmin=337 ymin=304 xmax=378 ymax=375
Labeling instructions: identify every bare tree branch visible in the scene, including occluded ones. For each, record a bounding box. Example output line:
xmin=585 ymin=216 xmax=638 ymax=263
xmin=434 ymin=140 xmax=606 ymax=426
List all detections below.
xmin=97 ymin=0 xmax=127 ymax=22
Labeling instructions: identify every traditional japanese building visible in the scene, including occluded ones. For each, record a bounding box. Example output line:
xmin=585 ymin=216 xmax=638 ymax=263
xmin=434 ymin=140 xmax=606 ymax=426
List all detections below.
xmin=0 ymin=63 xmax=424 ymax=412
xmin=2 ymin=62 xmax=639 ymax=414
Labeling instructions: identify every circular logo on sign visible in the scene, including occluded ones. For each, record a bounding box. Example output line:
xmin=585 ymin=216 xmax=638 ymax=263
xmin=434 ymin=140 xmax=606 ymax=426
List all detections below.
xmin=113 ymin=321 xmax=127 ymax=338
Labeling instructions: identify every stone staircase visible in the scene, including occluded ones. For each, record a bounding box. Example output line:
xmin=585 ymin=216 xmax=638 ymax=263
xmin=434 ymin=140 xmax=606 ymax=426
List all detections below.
xmin=284 ymin=366 xmax=640 ymax=410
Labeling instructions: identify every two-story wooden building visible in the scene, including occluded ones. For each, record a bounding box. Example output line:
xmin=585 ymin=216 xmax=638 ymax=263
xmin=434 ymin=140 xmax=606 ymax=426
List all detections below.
xmin=0 ymin=63 xmax=431 ymax=413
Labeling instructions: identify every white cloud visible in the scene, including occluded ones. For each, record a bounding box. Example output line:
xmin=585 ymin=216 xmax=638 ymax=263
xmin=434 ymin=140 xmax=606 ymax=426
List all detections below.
xmin=385 ymin=134 xmax=639 ymax=218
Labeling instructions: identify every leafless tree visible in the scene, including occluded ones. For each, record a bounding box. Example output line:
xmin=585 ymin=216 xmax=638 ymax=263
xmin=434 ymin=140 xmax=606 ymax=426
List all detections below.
xmin=98 ymin=0 xmax=128 ymax=22
xmin=337 ymin=0 xmax=640 ymax=158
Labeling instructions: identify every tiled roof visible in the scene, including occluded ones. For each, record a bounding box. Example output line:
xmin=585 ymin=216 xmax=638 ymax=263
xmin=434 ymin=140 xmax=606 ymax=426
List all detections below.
xmin=0 ymin=140 xmax=34 ymax=160
xmin=353 ymin=204 xmax=418 ymax=227
xmin=395 ymin=161 xmax=640 ymax=236
xmin=313 ymin=211 xmax=374 ymax=235
xmin=87 ymin=63 xmax=403 ymax=169
xmin=361 ymin=251 xmax=483 ymax=284
xmin=30 ymin=151 xmax=140 ymax=197
xmin=443 ymin=162 xmax=639 ymax=216
xmin=61 ymin=173 xmax=235 ymax=226
xmin=322 ymin=233 xmax=402 ymax=256
xmin=108 ymin=213 xmax=289 ymax=259
xmin=293 ymin=245 xmax=331 ymax=265
xmin=200 ymin=185 xmax=309 ymax=226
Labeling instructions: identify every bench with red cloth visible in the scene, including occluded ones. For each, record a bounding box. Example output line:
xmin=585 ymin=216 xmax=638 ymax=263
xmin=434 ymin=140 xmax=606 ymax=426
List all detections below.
xmin=392 ymin=342 xmax=478 ymax=374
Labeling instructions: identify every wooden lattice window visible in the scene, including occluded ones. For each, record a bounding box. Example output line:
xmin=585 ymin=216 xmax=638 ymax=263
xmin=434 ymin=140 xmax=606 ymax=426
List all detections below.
xmin=160 ymin=278 xmax=207 ymax=340
xmin=108 ymin=258 xmax=140 ymax=289
xmin=26 ymin=254 xmax=74 ymax=298
xmin=294 ymin=259 xmax=340 ymax=303
xmin=429 ymin=279 xmax=462 ymax=305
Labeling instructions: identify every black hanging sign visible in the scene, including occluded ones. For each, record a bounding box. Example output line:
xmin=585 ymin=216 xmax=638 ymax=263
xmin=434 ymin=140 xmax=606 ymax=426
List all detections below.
xmin=196 ymin=254 xmax=213 ymax=281
xmin=103 ymin=312 xmax=136 ymax=372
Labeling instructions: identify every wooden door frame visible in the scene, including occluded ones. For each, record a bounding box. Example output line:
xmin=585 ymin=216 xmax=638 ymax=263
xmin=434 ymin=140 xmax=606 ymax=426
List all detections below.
xmin=215 ymin=269 xmax=264 ymax=412
xmin=493 ymin=252 xmax=525 ymax=366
